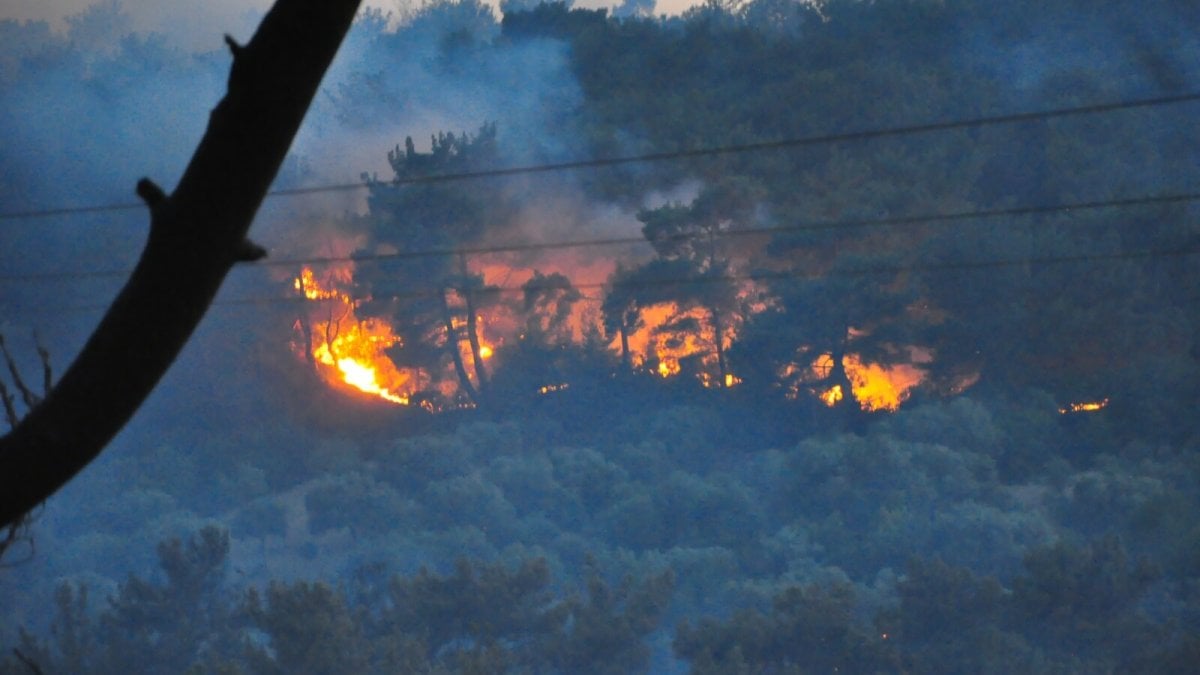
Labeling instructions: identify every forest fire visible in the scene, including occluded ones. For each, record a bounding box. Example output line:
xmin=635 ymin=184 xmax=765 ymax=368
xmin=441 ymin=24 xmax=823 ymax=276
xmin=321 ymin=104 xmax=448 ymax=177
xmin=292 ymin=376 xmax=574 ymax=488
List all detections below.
xmin=844 ymin=355 xmax=925 ymax=412
xmin=294 ymin=267 xmax=349 ymax=301
xmin=292 ymin=264 xmax=505 ymax=410
xmin=1059 ymin=398 xmax=1110 ymax=414
xmin=619 ymin=302 xmax=737 ymax=386
xmin=820 ymin=384 xmax=845 ymax=406
xmin=802 ymin=352 xmax=925 ymax=412
xmin=290 ymin=261 xmax=925 ymax=412
xmin=292 ymin=266 xmax=414 ymax=407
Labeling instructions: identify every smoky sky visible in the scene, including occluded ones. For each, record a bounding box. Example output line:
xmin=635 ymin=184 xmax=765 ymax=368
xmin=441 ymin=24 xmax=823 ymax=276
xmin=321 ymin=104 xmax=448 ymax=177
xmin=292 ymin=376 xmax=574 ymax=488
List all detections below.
xmin=0 ymin=0 xmax=661 ymax=431
xmin=1 ymin=1 xmax=599 ymax=319
xmin=0 ymin=0 xmax=704 ymax=50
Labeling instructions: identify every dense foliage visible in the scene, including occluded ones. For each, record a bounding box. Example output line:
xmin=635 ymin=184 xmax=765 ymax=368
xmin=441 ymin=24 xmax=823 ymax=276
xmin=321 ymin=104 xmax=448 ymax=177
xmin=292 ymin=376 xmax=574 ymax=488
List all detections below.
xmin=1 ymin=0 xmax=1198 ymax=672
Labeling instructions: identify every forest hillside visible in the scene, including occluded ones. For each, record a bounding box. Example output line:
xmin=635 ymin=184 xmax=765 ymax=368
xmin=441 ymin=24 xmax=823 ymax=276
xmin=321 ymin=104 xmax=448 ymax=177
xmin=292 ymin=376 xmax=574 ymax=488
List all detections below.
xmin=1 ymin=0 xmax=1198 ymax=672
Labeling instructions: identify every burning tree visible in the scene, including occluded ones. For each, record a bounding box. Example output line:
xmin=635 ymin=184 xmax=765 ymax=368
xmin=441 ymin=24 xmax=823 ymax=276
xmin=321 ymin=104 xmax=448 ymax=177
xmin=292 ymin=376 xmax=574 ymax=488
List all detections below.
xmin=741 ymin=252 xmax=924 ymax=413
xmin=605 ymin=179 xmax=764 ymax=387
xmin=286 ymin=121 xmax=945 ymax=416
xmin=300 ymin=123 xmax=513 ymax=410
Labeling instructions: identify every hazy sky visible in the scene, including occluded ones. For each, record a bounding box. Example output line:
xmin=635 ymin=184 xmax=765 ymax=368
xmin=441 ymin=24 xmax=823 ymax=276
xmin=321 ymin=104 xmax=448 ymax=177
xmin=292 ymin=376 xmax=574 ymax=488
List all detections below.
xmin=0 ymin=0 xmax=703 ymax=49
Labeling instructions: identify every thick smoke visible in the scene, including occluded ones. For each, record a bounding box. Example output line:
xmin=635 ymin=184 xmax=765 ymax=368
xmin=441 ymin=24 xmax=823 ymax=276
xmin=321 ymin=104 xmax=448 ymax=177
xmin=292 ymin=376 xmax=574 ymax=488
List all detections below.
xmin=0 ymin=0 xmax=647 ymax=354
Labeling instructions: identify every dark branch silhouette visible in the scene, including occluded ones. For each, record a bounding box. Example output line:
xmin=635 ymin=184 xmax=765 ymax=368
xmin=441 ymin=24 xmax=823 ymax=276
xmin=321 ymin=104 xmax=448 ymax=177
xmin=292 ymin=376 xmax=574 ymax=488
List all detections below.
xmin=0 ymin=334 xmax=51 ymax=562
xmin=0 ymin=0 xmax=363 ymax=529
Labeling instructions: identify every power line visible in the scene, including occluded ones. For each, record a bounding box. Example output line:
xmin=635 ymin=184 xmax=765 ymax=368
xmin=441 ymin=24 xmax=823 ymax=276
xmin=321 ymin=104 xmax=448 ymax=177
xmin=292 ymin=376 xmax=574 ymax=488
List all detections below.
xmin=2 ymin=90 xmax=1198 ymax=223
xmin=19 ymin=243 xmax=1199 ymax=317
xmin=4 ymin=190 xmax=1197 ymax=283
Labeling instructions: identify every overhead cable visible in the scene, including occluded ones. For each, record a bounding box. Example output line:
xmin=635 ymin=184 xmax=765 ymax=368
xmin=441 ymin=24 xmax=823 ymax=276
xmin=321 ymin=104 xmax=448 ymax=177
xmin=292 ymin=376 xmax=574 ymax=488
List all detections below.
xmin=3 ymin=190 xmax=1197 ymax=283
xmin=1 ymin=90 xmax=1197 ymax=222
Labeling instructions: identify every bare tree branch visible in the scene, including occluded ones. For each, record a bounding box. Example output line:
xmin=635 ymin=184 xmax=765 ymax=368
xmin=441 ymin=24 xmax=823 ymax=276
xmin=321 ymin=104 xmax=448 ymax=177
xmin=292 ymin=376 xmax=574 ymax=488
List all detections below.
xmin=0 ymin=333 xmax=47 ymax=564
xmin=11 ymin=648 xmax=44 ymax=675
xmin=0 ymin=335 xmax=38 ymax=410
xmin=0 ymin=0 xmax=363 ymax=529
xmin=0 ymin=374 xmax=17 ymax=430
xmin=0 ymin=508 xmax=37 ymax=567
xmin=33 ymin=332 xmax=51 ymax=398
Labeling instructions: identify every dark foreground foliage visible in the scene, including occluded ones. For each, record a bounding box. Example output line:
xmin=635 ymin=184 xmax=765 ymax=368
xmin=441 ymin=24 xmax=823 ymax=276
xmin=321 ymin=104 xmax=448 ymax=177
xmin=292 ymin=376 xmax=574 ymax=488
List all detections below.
xmin=5 ymin=527 xmax=673 ymax=674
xmin=6 ymin=526 xmax=1196 ymax=673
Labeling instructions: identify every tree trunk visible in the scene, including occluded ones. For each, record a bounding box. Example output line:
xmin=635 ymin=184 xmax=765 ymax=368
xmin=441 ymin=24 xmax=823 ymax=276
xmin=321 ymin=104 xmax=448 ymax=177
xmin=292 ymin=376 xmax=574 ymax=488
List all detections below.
xmin=619 ymin=321 xmax=632 ymax=371
xmin=458 ymin=253 xmax=488 ymax=392
xmin=441 ymin=289 xmax=479 ymax=406
xmin=828 ymin=338 xmax=855 ymax=407
xmin=297 ymin=313 xmax=317 ymax=371
xmin=463 ymin=289 xmax=489 ymax=393
xmin=293 ymin=275 xmax=318 ymax=371
xmin=0 ymin=0 xmax=363 ymax=528
xmin=711 ymin=305 xmax=728 ymax=387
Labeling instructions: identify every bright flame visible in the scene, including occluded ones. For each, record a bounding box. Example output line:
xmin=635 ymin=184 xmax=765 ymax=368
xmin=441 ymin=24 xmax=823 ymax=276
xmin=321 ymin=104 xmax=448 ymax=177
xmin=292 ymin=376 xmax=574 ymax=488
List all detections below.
xmin=1059 ymin=398 xmax=1109 ymax=414
xmin=294 ymin=267 xmax=349 ymax=301
xmin=293 ymin=267 xmax=414 ymax=406
xmin=293 ymin=266 xmax=504 ymax=410
xmin=844 ymin=355 xmax=925 ymax=412
xmin=792 ymin=352 xmax=925 ymax=411
xmin=289 ymin=254 xmax=937 ymax=414
xmin=620 ymin=302 xmax=736 ymax=385
xmin=336 ymin=358 xmax=409 ymax=405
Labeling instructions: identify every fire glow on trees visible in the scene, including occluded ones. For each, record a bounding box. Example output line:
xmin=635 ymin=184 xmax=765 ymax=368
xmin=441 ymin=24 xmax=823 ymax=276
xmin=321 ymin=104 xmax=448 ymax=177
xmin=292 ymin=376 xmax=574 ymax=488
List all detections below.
xmin=844 ymin=355 xmax=926 ymax=412
xmin=795 ymin=352 xmax=927 ymax=412
xmin=292 ymin=266 xmax=415 ymax=406
xmin=621 ymin=303 xmax=729 ymax=381
xmin=1058 ymin=398 xmax=1110 ymax=414
xmin=291 ymin=265 xmax=500 ymax=410
xmin=290 ymin=261 xmax=929 ymax=412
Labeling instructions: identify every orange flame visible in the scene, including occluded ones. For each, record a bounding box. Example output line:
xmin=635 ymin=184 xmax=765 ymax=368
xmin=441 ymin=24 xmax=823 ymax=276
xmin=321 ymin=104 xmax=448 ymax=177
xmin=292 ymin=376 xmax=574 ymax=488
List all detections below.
xmin=293 ymin=266 xmax=413 ymax=406
xmin=844 ymin=354 xmax=925 ymax=412
xmin=1058 ymin=398 xmax=1109 ymax=414
xmin=619 ymin=302 xmax=738 ymax=385
xmin=789 ymin=352 xmax=925 ymax=411
xmin=289 ymin=256 xmax=932 ymax=413
xmin=820 ymin=384 xmax=844 ymax=406
xmin=294 ymin=267 xmax=349 ymax=301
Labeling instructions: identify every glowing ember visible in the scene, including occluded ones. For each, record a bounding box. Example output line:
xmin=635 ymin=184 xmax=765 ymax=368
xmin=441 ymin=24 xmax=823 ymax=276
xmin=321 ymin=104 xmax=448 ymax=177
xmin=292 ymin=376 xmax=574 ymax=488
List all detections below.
xmin=1059 ymin=398 xmax=1110 ymax=414
xmin=699 ymin=371 xmax=741 ymax=388
xmin=820 ymin=384 xmax=844 ymax=407
xmin=538 ymin=383 xmax=570 ymax=395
